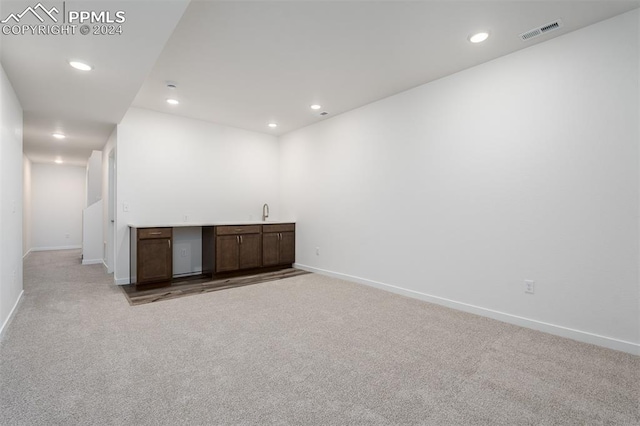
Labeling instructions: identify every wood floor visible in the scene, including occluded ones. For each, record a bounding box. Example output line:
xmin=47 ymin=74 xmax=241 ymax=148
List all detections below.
xmin=121 ymin=268 xmax=310 ymax=306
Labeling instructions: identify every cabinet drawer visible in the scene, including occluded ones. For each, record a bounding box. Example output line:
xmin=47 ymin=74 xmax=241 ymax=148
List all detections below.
xmin=216 ymin=225 xmax=262 ymax=235
xmin=263 ymin=223 xmax=295 ymax=233
xmin=138 ymin=228 xmax=172 ymax=239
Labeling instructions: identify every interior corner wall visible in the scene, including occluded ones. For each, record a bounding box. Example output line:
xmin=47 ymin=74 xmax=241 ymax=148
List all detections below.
xmin=31 ymin=163 xmax=86 ymax=251
xmin=0 ymin=64 xmax=24 ymax=335
xmin=114 ymin=107 xmax=279 ymax=283
xmin=279 ymin=10 xmax=640 ymax=352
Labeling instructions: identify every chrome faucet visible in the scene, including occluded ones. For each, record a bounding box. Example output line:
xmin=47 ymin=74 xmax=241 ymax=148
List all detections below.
xmin=262 ymin=203 xmax=269 ymax=222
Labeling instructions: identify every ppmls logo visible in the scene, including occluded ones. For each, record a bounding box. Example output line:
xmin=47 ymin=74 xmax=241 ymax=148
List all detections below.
xmin=1 ymin=2 xmax=59 ymax=23
xmin=1 ymin=2 xmax=126 ymax=36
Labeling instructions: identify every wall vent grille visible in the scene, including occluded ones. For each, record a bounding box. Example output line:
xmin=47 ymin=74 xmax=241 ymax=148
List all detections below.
xmin=520 ymin=19 xmax=563 ymax=41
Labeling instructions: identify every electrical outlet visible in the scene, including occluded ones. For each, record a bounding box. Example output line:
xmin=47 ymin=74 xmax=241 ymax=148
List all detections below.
xmin=180 ymin=248 xmax=187 ymax=257
xmin=524 ymin=280 xmax=535 ymax=294
xmin=65 ymin=233 xmax=70 ymax=239
xmin=316 ymin=247 xmax=320 ymax=256
xmin=123 ymin=202 xmax=129 ymax=212
xmin=183 ymin=215 xmax=188 ymax=222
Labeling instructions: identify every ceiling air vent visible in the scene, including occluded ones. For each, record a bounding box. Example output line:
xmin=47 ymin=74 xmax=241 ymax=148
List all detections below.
xmin=520 ymin=18 xmax=563 ymax=41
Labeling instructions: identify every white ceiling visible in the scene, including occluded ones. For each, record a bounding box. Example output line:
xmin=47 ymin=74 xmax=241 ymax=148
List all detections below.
xmin=133 ymin=1 xmax=640 ymax=136
xmin=2 ymin=1 xmax=639 ymax=165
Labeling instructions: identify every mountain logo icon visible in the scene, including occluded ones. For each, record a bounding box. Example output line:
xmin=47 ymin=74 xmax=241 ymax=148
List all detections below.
xmin=1 ymin=2 xmax=59 ymax=24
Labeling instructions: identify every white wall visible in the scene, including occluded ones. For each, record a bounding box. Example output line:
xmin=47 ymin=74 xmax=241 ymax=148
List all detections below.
xmin=86 ymin=150 xmax=102 ymax=207
xmin=102 ymin=128 xmax=117 ymax=273
xmin=82 ymin=150 xmax=103 ymax=265
xmin=31 ymin=164 xmax=86 ymax=251
xmin=280 ymin=11 xmax=639 ymax=353
xmin=22 ymin=155 xmax=32 ymax=256
xmin=114 ymin=107 xmax=280 ymax=282
xmin=173 ymin=227 xmax=203 ymax=277
xmin=82 ymin=200 xmax=103 ymax=264
xmin=0 ymin=64 xmax=24 ymax=336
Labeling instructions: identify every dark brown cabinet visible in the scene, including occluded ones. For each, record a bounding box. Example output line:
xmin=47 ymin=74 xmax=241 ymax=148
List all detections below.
xmin=203 ymin=223 xmax=295 ymax=276
xmin=130 ymin=227 xmax=173 ymax=285
xmin=203 ymin=225 xmax=262 ymax=274
xmin=238 ymin=233 xmax=262 ymax=269
xmin=262 ymin=223 xmax=295 ymax=267
xmin=132 ymin=223 xmax=295 ymax=286
xmin=215 ymin=235 xmax=240 ymax=273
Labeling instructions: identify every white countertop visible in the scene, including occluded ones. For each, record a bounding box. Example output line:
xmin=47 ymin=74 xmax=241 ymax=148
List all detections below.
xmin=128 ymin=220 xmax=295 ymax=228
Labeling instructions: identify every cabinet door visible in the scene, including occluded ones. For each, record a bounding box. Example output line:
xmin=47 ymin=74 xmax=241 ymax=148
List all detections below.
xmin=216 ymin=235 xmax=239 ymax=273
xmin=279 ymin=231 xmax=295 ymax=265
xmin=239 ymin=234 xmax=261 ymax=270
xmin=138 ymin=238 xmax=172 ymax=283
xmin=262 ymin=233 xmax=279 ymax=267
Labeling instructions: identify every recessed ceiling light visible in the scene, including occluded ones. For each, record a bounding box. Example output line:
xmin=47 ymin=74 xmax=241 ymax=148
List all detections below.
xmin=69 ymin=61 xmax=92 ymax=71
xmin=469 ymin=32 xmax=490 ymax=43
xmin=54 ymin=159 xmax=63 ymax=164
xmin=166 ymin=99 xmax=179 ymax=105
xmin=268 ymin=123 xmax=278 ymax=128
xmin=52 ymin=133 xmax=66 ymax=139
xmin=310 ymin=104 xmax=322 ymax=110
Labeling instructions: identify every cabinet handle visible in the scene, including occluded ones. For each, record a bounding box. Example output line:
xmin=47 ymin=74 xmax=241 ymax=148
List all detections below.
xmin=236 ymin=236 xmax=239 ymax=244
xmin=240 ymin=235 xmax=243 ymax=244
xmin=168 ymin=240 xmax=171 ymax=248
xmin=149 ymin=232 xmax=162 ymax=235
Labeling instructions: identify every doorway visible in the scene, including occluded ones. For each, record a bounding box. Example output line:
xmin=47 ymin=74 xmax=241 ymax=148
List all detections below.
xmin=106 ymin=149 xmax=116 ymax=274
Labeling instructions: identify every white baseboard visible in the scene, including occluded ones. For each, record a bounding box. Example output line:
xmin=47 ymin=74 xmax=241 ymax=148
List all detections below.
xmin=294 ymin=263 xmax=640 ymax=356
xmin=81 ymin=259 xmax=103 ymax=265
xmin=31 ymin=245 xmax=82 ymax=252
xmin=0 ymin=290 xmax=24 ymax=340
xmin=114 ymin=277 xmax=130 ymax=285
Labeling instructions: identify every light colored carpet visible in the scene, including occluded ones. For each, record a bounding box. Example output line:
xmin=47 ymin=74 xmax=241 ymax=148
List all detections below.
xmin=1 ymin=249 xmax=638 ymax=425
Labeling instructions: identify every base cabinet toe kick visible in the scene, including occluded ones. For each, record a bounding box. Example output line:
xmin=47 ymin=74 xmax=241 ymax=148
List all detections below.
xmin=130 ymin=223 xmax=295 ymax=287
